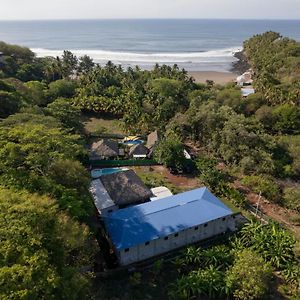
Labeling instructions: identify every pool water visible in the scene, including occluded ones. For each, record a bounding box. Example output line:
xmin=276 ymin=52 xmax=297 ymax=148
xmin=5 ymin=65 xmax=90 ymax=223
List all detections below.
xmin=122 ymin=140 xmax=144 ymax=146
xmin=91 ymin=168 xmax=128 ymax=179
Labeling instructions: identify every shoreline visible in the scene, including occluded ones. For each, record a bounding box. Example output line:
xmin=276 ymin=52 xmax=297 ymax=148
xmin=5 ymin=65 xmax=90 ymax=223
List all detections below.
xmin=188 ymin=71 xmax=236 ymax=84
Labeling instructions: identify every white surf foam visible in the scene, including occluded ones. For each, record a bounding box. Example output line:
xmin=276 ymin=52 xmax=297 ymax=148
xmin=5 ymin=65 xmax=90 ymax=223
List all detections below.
xmin=32 ymin=47 xmax=241 ymax=64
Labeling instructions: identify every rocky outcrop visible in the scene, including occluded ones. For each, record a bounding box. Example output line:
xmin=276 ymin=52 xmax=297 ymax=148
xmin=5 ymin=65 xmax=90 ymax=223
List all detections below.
xmin=231 ymin=50 xmax=251 ymax=75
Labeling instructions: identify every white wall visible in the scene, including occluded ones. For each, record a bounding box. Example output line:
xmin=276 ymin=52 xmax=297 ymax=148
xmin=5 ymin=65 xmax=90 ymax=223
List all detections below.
xmin=118 ymin=215 xmax=238 ymax=266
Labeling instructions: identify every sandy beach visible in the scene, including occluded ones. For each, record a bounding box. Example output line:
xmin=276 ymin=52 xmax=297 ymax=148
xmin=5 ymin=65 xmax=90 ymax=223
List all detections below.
xmin=188 ymin=71 xmax=236 ymax=84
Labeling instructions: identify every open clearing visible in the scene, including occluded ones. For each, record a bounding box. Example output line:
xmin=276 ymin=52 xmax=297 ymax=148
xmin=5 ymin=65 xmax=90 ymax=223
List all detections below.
xmin=81 ymin=114 xmax=125 ymax=136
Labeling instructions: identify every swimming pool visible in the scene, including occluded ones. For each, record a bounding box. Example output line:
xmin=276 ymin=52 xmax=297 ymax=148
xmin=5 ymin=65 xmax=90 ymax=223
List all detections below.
xmin=122 ymin=140 xmax=144 ymax=146
xmin=91 ymin=168 xmax=128 ymax=179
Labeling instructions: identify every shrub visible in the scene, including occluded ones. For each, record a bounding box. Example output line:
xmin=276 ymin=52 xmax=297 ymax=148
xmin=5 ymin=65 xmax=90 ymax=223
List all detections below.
xmin=272 ymin=104 xmax=300 ymax=134
xmin=218 ymin=184 xmax=246 ymax=208
xmin=279 ymin=135 xmax=300 ymax=178
xmin=226 ymin=249 xmax=273 ymax=300
xmin=239 ymin=221 xmax=296 ymax=269
xmin=154 ymin=133 xmax=186 ymax=170
xmin=196 ymin=157 xmax=227 ymax=192
xmin=169 ymin=266 xmax=226 ymax=299
xmin=283 ymin=186 xmax=300 ymax=212
xmin=255 ymin=105 xmax=274 ymax=129
xmin=241 ymin=175 xmax=282 ymax=203
xmin=48 ymin=79 xmax=77 ymax=100
xmin=0 ymin=90 xmax=22 ymax=118
xmin=180 ymin=245 xmax=233 ymax=271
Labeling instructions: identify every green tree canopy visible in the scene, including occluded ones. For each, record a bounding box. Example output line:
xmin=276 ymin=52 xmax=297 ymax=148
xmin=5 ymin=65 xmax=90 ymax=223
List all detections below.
xmin=78 ymin=55 xmax=95 ymax=74
xmin=154 ymin=134 xmax=186 ymax=170
xmin=226 ymin=249 xmax=273 ymax=300
xmin=24 ymin=80 xmax=48 ymax=106
xmin=0 ymin=90 xmax=22 ymax=118
xmin=48 ymin=79 xmax=77 ymax=100
xmin=0 ymin=114 xmax=91 ymax=218
xmin=214 ymin=110 xmax=276 ymax=174
xmin=46 ymin=98 xmax=83 ymax=132
xmin=272 ymin=104 xmax=300 ymax=134
xmin=0 ymin=187 xmax=96 ymax=300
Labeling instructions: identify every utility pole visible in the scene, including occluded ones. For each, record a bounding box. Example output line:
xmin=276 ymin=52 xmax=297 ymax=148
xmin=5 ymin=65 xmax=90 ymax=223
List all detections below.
xmin=255 ymin=191 xmax=262 ymax=217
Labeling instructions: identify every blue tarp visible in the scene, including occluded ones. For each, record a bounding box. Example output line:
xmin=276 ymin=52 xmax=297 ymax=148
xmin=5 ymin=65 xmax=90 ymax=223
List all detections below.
xmin=104 ymin=187 xmax=234 ymax=250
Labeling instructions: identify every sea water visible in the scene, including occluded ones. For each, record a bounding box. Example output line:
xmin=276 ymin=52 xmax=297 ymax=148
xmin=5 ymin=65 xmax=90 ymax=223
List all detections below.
xmin=0 ymin=19 xmax=299 ymax=71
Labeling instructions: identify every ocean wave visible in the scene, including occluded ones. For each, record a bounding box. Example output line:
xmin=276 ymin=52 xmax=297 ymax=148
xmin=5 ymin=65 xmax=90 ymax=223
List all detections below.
xmin=32 ymin=47 xmax=241 ymax=64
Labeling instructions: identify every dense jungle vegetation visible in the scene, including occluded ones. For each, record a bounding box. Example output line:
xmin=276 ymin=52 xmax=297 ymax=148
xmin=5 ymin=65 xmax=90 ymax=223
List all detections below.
xmin=0 ymin=31 xmax=299 ymax=299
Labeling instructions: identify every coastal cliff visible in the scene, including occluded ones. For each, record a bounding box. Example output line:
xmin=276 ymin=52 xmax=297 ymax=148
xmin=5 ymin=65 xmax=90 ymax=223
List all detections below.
xmin=231 ymin=50 xmax=251 ymax=74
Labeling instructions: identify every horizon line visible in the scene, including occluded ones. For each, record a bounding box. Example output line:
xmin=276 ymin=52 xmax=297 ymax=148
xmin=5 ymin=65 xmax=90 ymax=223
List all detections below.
xmin=0 ymin=17 xmax=300 ymax=22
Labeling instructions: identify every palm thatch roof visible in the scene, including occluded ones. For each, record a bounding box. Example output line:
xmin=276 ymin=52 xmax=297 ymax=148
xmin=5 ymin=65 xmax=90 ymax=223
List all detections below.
xmin=146 ymin=130 xmax=160 ymax=149
xmin=90 ymin=139 xmax=119 ymax=160
xmin=129 ymin=144 xmax=149 ymax=157
xmin=100 ymin=170 xmax=153 ymax=207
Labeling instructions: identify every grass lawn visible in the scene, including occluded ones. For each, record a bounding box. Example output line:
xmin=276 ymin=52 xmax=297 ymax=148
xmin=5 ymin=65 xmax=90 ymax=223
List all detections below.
xmin=81 ymin=113 xmax=125 ymax=136
xmin=133 ymin=166 xmax=185 ymax=194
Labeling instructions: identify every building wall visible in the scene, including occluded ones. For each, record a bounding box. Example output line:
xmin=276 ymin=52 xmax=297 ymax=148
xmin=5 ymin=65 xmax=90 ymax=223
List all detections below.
xmin=118 ymin=214 xmax=238 ymax=266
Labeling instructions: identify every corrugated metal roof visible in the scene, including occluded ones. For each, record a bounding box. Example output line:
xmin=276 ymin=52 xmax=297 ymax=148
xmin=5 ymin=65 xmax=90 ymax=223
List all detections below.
xmin=104 ymin=187 xmax=233 ymax=250
xmin=90 ymin=179 xmax=115 ymax=212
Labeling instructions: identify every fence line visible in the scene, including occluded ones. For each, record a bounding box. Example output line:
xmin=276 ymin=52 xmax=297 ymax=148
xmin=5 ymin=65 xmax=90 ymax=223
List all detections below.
xmin=90 ymin=159 xmax=158 ymax=168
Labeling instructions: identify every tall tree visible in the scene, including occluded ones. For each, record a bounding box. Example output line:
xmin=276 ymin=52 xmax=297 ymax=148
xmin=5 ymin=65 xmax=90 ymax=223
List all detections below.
xmin=0 ymin=187 xmax=96 ymax=300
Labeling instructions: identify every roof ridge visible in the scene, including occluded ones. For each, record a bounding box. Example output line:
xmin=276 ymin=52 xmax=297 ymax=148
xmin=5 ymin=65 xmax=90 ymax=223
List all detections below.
xmin=143 ymin=198 xmax=201 ymax=216
xmin=201 ymin=189 xmax=232 ymax=211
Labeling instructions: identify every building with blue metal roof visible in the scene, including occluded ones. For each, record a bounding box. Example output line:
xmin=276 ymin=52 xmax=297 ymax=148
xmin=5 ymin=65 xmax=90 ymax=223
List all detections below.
xmin=103 ymin=187 xmax=239 ymax=266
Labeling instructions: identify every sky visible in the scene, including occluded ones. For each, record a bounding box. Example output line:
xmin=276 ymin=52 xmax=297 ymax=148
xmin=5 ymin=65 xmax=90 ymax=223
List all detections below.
xmin=0 ymin=0 xmax=299 ymax=20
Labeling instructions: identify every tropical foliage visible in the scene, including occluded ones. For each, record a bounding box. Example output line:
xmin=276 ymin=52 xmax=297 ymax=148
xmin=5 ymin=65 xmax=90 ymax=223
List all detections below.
xmin=226 ymin=249 xmax=273 ymax=300
xmin=170 ymin=220 xmax=297 ymax=300
xmin=0 ymin=31 xmax=300 ymax=299
xmin=0 ymin=188 xmax=96 ymax=300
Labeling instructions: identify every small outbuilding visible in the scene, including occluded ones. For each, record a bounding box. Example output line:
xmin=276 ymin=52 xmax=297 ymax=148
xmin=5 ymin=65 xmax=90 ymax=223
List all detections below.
xmin=146 ymin=130 xmax=160 ymax=157
xmin=150 ymin=186 xmax=173 ymax=201
xmin=236 ymin=71 xmax=253 ymax=86
xmin=90 ymin=139 xmax=119 ymax=160
xmin=241 ymin=87 xmax=255 ymax=97
xmin=129 ymin=144 xmax=149 ymax=158
xmin=104 ymin=187 xmax=239 ymax=265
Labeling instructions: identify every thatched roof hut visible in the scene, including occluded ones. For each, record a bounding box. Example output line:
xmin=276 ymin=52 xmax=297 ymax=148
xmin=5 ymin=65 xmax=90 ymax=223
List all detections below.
xmin=146 ymin=130 xmax=160 ymax=149
xmin=90 ymin=139 xmax=119 ymax=160
xmin=100 ymin=170 xmax=153 ymax=207
xmin=129 ymin=144 xmax=149 ymax=158
xmin=146 ymin=130 xmax=160 ymax=158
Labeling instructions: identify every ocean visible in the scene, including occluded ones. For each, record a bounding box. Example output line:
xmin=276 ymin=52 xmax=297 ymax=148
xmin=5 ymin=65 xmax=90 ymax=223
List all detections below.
xmin=0 ymin=19 xmax=300 ymax=71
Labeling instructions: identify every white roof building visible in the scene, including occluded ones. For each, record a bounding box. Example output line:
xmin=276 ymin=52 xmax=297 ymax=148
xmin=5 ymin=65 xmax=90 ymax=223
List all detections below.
xmin=241 ymin=87 xmax=255 ymax=97
xmin=236 ymin=71 xmax=253 ymax=86
xmin=150 ymin=186 xmax=173 ymax=201
xmin=104 ymin=187 xmax=239 ymax=266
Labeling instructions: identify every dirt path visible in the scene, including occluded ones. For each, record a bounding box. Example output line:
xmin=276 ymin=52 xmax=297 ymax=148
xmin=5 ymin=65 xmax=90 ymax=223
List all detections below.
xmin=234 ymin=180 xmax=300 ymax=239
